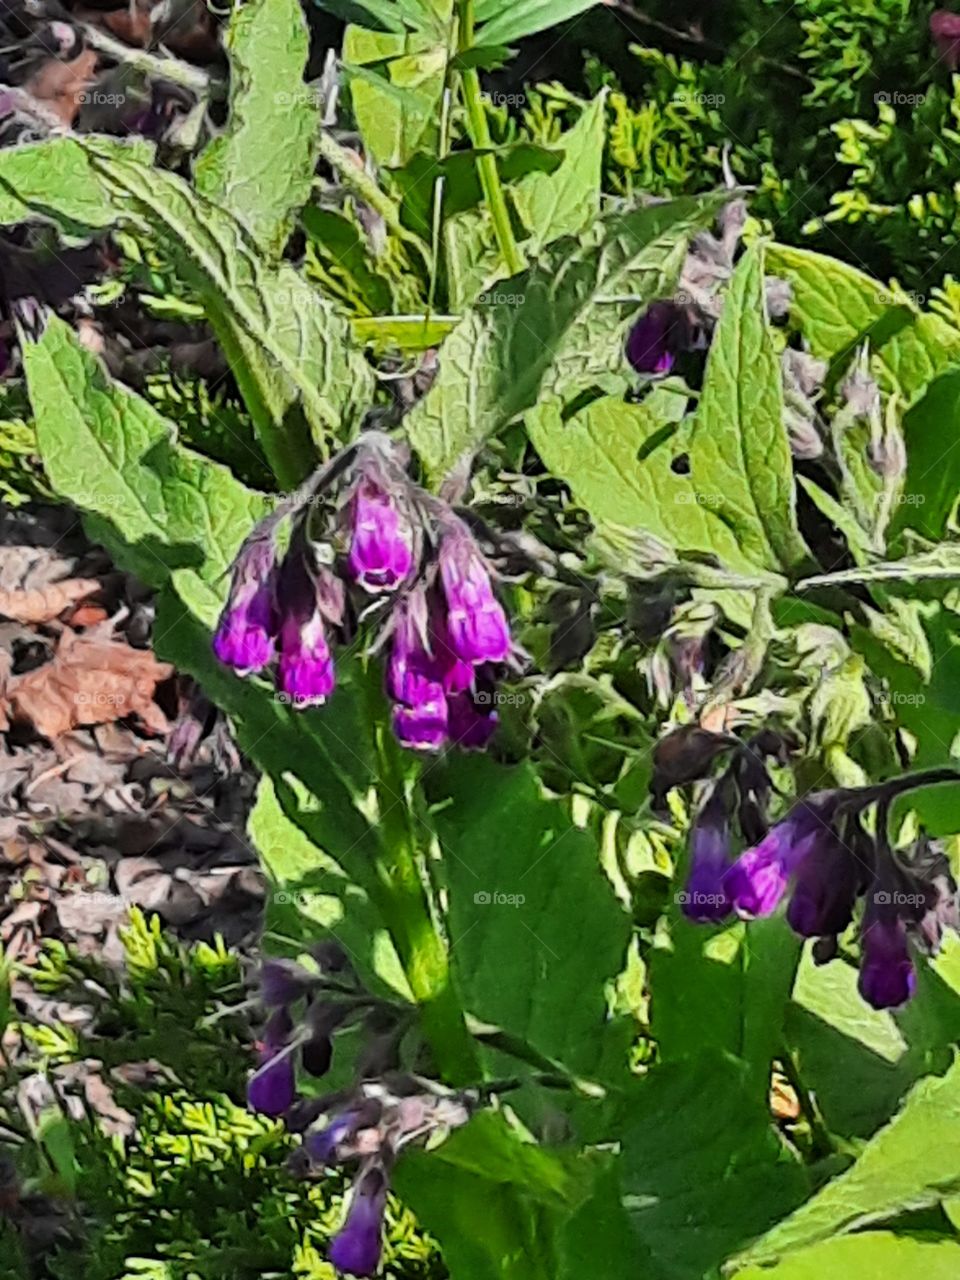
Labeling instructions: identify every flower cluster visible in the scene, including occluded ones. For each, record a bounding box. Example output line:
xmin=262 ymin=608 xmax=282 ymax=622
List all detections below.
xmin=212 ymin=433 xmax=516 ymax=751
xmin=674 ymin=742 xmax=960 ymax=1010
xmin=292 ymin=1080 xmax=472 ymax=1277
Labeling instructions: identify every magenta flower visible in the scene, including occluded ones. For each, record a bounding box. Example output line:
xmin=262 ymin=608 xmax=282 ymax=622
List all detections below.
xmin=388 ymin=592 xmax=450 ymax=750
xmin=724 ymin=802 xmax=827 ymax=917
xmin=276 ymin=551 xmax=338 ymax=706
xmin=438 ymin=525 xmax=511 ymax=665
xmin=212 ymin=534 xmax=278 ymax=675
xmin=347 ymin=477 xmax=414 ymax=593
xmin=329 ymin=1166 xmax=388 ymax=1278
xmin=447 ymin=690 xmax=498 ymax=750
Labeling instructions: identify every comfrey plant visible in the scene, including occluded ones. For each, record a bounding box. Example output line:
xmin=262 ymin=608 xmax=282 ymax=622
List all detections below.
xmin=213 ymin=432 xmax=516 ymax=751
xmin=673 ymin=732 xmax=960 ymax=1011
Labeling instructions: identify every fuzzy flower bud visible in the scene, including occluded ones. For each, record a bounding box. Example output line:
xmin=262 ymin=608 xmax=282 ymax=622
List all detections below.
xmin=329 ymin=1165 xmax=388 ymax=1278
xmin=213 ymin=533 xmax=279 ymax=675
xmin=438 ymin=524 xmax=511 ymax=665
xmin=347 ymin=475 xmax=414 ymax=593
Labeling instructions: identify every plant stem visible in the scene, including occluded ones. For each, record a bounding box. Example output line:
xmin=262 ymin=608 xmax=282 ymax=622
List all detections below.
xmin=366 ymin=688 xmax=481 ymax=1085
xmin=457 ymin=0 xmax=525 ymax=277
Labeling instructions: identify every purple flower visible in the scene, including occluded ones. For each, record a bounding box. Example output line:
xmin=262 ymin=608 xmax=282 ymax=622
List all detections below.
xmin=859 ymin=905 xmax=916 ymax=1010
xmin=248 ymin=1009 xmax=296 ymax=1117
xmin=439 ymin=525 xmax=511 ymax=665
xmin=447 ymin=691 xmax=498 ymax=750
xmin=786 ymin=834 xmax=859 ymax=938
xmin=213 ymin=534 xmax=279 ymax=675
xmin=388 ymin=591 xmax=450 ymax=750
xmin=724 ymin=801 xmax=827 ymax=918
xmin=932 ymin=10 xmax=960 ymax=69
xmin=260 ymin=958 xmax=314 ymax=1007
xmin=347 ymin=477 xmax=414 ymax=593
xmin=306 ymin=1111 xmax=360 ymax=1165
xmin=329 ymin=1166 xmax=387 ymax=1278
xmin=276 ymin=551 xmax=337 ymax=707
xmin=682 ymin=806 xmax=732 ymax=922
xmin=392 ymin=685 xmax=448 ymax=751
xmin=625 ymin=301 xmax=684 ymax=375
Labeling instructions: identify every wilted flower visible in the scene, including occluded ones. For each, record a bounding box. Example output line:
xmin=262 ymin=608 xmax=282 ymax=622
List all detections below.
xmin=785 ymin=832 xmax=860 ymax=938
xmin=447 ymin=689 xmax=498 ymax=750
xmin=388 ymin=590 xmax=450 ymax=751
xmin=347 ymin=473 xmax=414 ymax=593
xmin=212 ymin=533 xmax=279 ymax=675
xmin=329 ymin=1164 xmax=388 ymax=1278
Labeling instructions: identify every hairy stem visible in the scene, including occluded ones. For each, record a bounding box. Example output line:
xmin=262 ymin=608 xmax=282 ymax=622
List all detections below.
xmin=457 ymin=0 xmax=525 ymax=277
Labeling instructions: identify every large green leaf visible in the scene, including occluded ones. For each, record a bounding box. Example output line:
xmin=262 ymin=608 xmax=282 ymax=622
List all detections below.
xmin=22 ymin=316 xmax=266 ymax=618
xmin=512 ymin=92 xmax=605 ymax=252
xmin=0 ymin=136 xmax=154 ymax=234
xmin=649 ymin=915 xmax=800 ymax=1082
xmin=195 ymin=0 xmax=318 ymax=256
xmin=426 ymin=754 xmax=630 ymax=1078
xmin=394 ymin=1113 xmax=636 ymax=1280
xmin=736 ymin=1055 xmax=960 ymax=1265
xmin=87 ymin=147 xmax=372 ymax=485
xmin=475 ymin=0 xmax=600 ymax=44
xmin=620 ymin=1051 xmax=807 ymax=1280
xmin=344 ymin=25 xmax=449 ymax=168
xmin=527 ymin=391 xmax=764 ymax=579
xmin=734 ymin=1234 xmax=960 ymax=1280
xmin=407 ymin=192 xmax=729 ymax=483
xmin=688 ymin=243 xmax=809 ymax=573
xmin=893 ymin=371 xmax=960 ymax=540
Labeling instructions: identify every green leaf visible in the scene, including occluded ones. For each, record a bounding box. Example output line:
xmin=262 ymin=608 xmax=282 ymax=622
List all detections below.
xmin=733 ymin=1234 xmax=960 ymax=1280
xmin=737 ymin=1055 xmax=960 ymax=1265
xmin=407 ymin=192 xmax=730 ymax=483
xmin=344 ymin=26 xmax=448 ymax=167
xmin=426 ymin=754 xmax=630 ymax=1078
xmin=0 ymin=136 xmax=154 ymax=234
xmin=22 ymin=316 xmax=267 ymax=618
xmin=195 ymin=0 xmax=318 ymax=257
xmin=688 ymin=243 xmax=809 ymax=573
xmin=893 ymin=371 xmax=960 ymax=540
xmin=527 ymin=391 xmax=766 ymax=579
xmin=87 ymin=147 xmax=372 ymax=485
xmin=797 ymin=544 xmax=960 ymax=588
xmin=620 ymin=1051 xmax=807 ymax=1280
xmin=512 ymin=92 xmax=606 ymax=252
xmin=649 ymin=916 xmax=800 ymax=1081
xmin=394 ymin=1114 xmax=629 ymax=1280
xmin=476 ymin=0 xmax=600 ymax=45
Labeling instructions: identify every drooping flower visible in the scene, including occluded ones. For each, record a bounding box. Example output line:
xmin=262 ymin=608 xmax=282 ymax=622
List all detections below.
xmin=276 ymin=544 xmax=340 ymax=707
xmin=681 ymin=799 xmax=733 ymax=922
xmin=625 ymin=301 xmax=686 ymax=375
xmin=347 ymin=475 xmax=414 ymax=593
xmin=388 ymin=589 xmax=449 ymax=750
xmin=859 ymin=899 xmax=916 ymax=1010
xmin=785 ymin=832 xmax=860 ymax=939
xmin=724 ymin=800 xmax=830 ymax=918
xmin=447 ymin=689 xmax=498 ymax=750
xmin=329 ymin=1164 xmax=388 ymax=1278
xmin=212 ymin=533 xmax=279 ymax=675
xmin=932 ymin=9 xmax=960 ymax=69
xmin=438 ymin=523 xmax=511 ymax=665
xmin=248 ymin=1008 xmax=296 ymax=1117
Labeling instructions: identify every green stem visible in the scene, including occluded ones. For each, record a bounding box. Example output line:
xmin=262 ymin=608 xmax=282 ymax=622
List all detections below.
xmin=457 ymin=0 xmax=525 ymax=277
xmin=366 ymin=690 xmax=480 ymax=1085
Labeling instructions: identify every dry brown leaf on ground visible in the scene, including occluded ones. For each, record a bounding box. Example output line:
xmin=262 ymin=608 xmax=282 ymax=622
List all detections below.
xmin=4 ymin=628 xmax=173 ymax=739
xmin=25 ymin=48 xmax=98 ymax=126
xmin=0 ymin=579 xmax=100 ymax=625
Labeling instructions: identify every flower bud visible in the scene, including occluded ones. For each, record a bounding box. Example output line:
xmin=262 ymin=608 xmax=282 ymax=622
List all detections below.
xmin=212 ymin=532 xmax=279 ymax=675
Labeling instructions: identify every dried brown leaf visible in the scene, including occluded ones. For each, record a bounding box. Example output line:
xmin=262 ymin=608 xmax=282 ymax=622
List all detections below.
xmin=0 ymin=579 xmax=99 ymax=625
xmin=5 ymin=629 xmax=173 ymax=740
